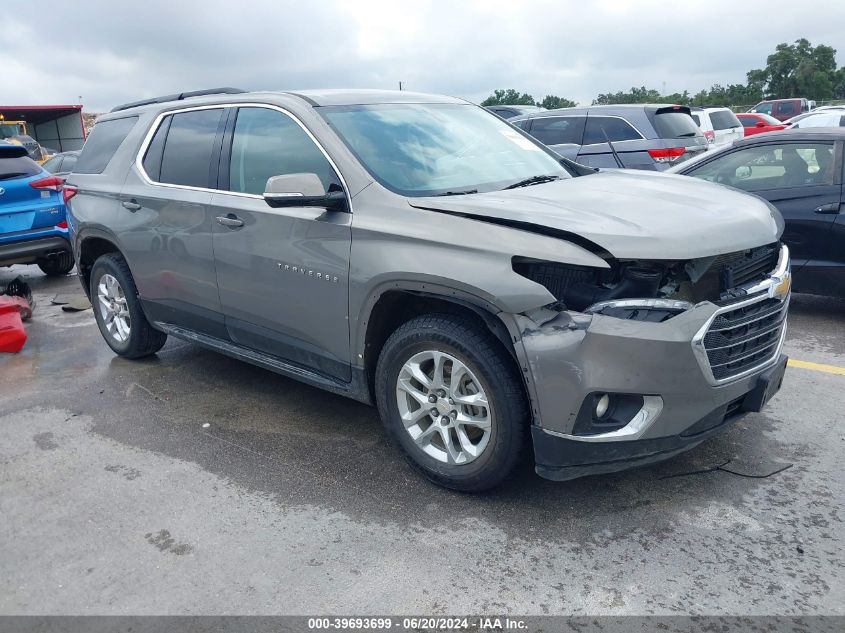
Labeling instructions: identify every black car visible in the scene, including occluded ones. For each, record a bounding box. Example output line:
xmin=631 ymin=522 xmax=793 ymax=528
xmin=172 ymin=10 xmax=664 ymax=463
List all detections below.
xmin=671 ymin=128 xmax=844 ymax=298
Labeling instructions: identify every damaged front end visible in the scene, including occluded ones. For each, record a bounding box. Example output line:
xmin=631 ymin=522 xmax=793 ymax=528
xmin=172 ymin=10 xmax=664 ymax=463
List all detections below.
xmin=508 ymin=243 xmax=791 ymax=481
xmin=512 ymin=240 xmax=782 ymax=320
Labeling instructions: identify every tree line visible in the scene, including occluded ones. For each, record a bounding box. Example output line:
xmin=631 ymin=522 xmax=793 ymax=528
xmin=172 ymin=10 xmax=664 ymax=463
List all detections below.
xmin=481 ymin=39 xmax=845 ymax=109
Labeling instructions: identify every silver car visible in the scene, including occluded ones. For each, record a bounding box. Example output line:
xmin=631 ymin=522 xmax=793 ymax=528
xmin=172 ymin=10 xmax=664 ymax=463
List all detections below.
xmin=511 ymin=104 xmax=708 ymax=170
xmin=66 ymin=89 xmax=790 ymax=491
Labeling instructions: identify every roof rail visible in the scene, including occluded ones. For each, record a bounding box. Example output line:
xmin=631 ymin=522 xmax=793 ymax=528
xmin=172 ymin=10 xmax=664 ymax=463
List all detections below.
xmin=110 ymin=87 xmax=247 ymax=113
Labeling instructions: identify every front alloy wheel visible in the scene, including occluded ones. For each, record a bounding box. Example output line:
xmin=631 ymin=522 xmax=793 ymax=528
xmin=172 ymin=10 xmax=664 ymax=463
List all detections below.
xmin=396 ymin=350 xmax=492 ymax=465
xmin=375 ymin=314 xmax=528 ymax=492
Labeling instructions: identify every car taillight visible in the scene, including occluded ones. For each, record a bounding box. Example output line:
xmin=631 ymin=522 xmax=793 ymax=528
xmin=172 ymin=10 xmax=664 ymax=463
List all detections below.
xmin=62 ymin=185 xmax=78 ymax=204
xmin=647 ymin=147 xmax=686 ymax=163
xmin=703 ymin=130 xmax=715 ymax=143
xmin=28 ymin=175 xmax=65 ymax=192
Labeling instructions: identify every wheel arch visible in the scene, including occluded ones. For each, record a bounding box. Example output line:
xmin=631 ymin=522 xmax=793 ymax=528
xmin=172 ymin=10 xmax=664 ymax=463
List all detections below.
xmin=358 ymin=281 xmax=521 ymax=402
xmin=76 ymin=229 xmax=125 ymax=299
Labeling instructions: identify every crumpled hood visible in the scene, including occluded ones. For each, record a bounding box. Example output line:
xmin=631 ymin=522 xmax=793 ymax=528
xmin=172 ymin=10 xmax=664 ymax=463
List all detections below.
xmin=409 ymin=170 xmax=783 ymax=260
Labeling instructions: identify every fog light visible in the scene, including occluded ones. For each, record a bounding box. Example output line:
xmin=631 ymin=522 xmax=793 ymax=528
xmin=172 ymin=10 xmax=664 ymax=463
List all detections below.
xmin=595 ymin=393 xmax=610 ymax=418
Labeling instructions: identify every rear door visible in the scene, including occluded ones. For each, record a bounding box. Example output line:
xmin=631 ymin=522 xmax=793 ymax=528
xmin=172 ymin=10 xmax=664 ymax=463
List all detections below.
xmin=209 ymin=105 xmax=353 ymax=381
xmin=577 ymin=115 xmax=648 ymax=168
xmin=526 ymin=115 xmax=585 ymax=160
xmin=119 ymin=106 xmax=227 ymax=338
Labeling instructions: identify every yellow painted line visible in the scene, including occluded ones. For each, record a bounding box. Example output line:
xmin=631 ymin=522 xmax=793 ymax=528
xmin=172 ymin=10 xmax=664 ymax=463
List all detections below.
xmin=788 ymin=359 xmax=845 ymax=376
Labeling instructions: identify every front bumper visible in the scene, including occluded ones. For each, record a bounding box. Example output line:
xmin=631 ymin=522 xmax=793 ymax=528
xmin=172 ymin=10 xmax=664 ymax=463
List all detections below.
xmin=515 ymin=245 xmax=791 ymax=481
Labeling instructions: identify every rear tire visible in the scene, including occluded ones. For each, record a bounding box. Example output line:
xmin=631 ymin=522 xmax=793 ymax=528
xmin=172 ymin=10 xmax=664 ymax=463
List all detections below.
xmin=90 ymin=253 xmax=167 ymax=359
xmin=37 ymin=252 xmax=74 ymax=276
xmin=375 ymin=313 xmax=528 ymax=492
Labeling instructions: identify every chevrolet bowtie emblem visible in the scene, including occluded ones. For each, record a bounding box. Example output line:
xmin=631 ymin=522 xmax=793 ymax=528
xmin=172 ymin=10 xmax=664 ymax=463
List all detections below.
xmin=773 ymin=272 xmax=791 ymax=300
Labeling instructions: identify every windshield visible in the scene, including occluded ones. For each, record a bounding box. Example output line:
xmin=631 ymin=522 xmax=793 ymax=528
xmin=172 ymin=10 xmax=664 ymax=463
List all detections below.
xmin=0 ymin=123 xmax=24 ymax=138
xmin=319 ymin=103 xmax=570 ymax=196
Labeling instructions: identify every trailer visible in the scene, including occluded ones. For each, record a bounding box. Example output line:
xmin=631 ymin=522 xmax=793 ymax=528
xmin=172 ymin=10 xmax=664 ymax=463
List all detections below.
xmin=0 ymin=104 xmax=86 ymax=160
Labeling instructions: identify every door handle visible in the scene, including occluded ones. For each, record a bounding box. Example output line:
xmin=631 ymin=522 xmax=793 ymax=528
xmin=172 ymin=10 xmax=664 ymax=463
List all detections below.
xmin=814 ymin=202 xmax=841 ymax=214
xmin=121 ymin=200 xmax=141 ymax=212
xmin=216 ymin=214 xmax=244 ymax=228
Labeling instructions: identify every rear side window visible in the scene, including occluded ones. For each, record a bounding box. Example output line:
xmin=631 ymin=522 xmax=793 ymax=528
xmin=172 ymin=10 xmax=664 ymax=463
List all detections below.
xmin=74 ymin=116 xmax=138 ymax=174
xmin=651 ymin=111 xmax=701 ymax=139
xmin=710 ymin=110 xmax=741 ymax=130
xmin=583 ymin=116 xmax=641 ymax=144
xmin=227 ymin=107 xmax=340 ymax=195
xmin=156 ymin=109 xmax=223 ymax=188
xmin=529 ymin=116 xmax=585 ymax=145
xmin=0 ymin=155 xmax=41 ymax=180
xmin=691 ymin=114 xmax=701 ymax=126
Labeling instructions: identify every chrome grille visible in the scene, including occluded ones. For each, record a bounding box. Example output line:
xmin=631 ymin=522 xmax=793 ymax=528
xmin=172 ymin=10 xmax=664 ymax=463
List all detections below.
xmin=702 ymin=297 xmax=787 ymax=380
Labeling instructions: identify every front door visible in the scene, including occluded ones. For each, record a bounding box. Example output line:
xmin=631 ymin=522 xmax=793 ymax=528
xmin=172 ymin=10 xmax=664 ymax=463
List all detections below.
xmin=209 ymin=106 xmax=352 ymax=381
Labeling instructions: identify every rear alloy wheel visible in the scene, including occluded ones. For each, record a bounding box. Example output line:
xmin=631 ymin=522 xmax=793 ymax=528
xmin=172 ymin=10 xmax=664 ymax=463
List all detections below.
xmin=90 ymin=253 xmax=167 ymax=358
xmin=376 ymin=314 xmax=528 ymax=492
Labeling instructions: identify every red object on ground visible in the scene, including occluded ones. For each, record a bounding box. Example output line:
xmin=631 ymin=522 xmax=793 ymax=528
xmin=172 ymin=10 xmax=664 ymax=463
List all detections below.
xmin=0 ymin=295 xmax=32 ymax=353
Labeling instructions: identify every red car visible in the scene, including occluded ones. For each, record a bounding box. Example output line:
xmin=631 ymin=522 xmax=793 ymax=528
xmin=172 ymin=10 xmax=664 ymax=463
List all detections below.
xmin=736 ymin=113 xmax=786 ymax=137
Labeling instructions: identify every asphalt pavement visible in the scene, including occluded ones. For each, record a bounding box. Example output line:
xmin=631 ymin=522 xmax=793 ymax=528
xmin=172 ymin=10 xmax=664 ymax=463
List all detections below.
xmin=1 ymin=266 xmax=843 ymax=615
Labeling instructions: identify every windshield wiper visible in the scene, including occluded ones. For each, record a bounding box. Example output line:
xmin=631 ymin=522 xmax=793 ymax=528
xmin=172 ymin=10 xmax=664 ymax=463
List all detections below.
xmin=433 ymin=189 xmax=478 ymax=196
xmin=503 ymin=174 xmax=561 ymax=190
xmin=0 ymin=172 xmax=28 ymax=180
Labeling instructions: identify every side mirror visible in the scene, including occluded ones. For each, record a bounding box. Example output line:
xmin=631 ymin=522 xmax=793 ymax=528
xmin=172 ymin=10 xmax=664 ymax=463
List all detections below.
xmin=756 ymin=121 xmax=766 ymax=128
xmin=736 ymin=165 xmax=752 ymax=180
xmin=263 ymin=173 xmax=348 ymax=212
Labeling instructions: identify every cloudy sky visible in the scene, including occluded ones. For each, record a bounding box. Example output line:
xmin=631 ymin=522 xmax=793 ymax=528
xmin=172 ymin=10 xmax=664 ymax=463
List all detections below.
xmin=3 ymin=0 xmax=843 ymax=112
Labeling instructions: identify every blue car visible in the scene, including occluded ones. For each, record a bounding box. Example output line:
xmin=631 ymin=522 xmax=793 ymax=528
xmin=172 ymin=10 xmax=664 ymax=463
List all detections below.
xmin=0 ymin=143 xmax=73 ymax=276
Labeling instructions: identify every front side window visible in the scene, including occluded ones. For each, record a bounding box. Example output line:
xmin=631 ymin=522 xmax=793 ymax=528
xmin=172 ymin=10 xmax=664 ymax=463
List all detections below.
xmin=155 ymin=108 xmax=223 ymax=188
xmin=228 ymin=107 xmax=340 ymax=195
xmin=529 ymin=116 xmax=586 ymax=146
xmin=320 ymin=103 xmax=570 ymax=197
xmin=754 ymin=103 xmax=773 ymax=115
xmin=685 ymin=142 xmax=836 ymax=191
xmin=583 ymin=116 xmax=642 ymax=144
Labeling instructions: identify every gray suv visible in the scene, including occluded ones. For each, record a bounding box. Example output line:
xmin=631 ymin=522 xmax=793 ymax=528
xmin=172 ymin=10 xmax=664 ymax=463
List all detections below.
xmin=67 ymin=89 xmax=790 ymax=491
xmin=511 ymin=104 xmax=708 ymax=170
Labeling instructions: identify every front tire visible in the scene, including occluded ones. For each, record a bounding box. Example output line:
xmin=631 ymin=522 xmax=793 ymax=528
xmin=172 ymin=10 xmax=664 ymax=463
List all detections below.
xmin=90 ymin=253 xmax=167 ymax=358
xmin=37 ymin=251 xmax=74 ymax=276
xmin=375 ymin=314 xmax=528 ymax=492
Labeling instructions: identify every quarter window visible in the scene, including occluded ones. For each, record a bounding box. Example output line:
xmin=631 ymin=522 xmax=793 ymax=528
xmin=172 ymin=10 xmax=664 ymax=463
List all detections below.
xmin=583 ymin=116 xmax=642 ymax=144
xmin=228 ymin=107 xmax=339 ymax=195
xmin=529 ymin=116 xmax=585 ymax=145
xmin=75 ymin=116 xmax=138 ymax=174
